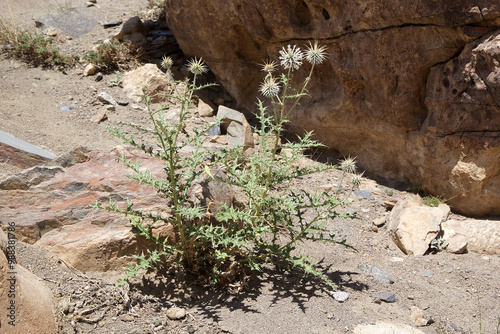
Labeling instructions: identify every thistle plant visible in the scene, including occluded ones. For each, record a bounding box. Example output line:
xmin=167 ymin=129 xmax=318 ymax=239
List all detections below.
xmin=93 ymin=42 xmax=362 ymax=290
xmin=91 ymin=55 xmax=218 ymax=282
xmin=205 ymin=41 xmax=361 ymax=287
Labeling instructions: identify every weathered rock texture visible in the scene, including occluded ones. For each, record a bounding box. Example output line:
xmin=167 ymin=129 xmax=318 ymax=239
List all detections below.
xmin=165 ymin=1 xmax=500 ymax=216
xmin=0 ymin=147 xmax=171 ymax=272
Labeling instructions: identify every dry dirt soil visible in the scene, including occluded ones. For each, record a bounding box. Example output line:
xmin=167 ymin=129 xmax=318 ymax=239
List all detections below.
xmin=0 ymin=1 xmax=499 ymax=334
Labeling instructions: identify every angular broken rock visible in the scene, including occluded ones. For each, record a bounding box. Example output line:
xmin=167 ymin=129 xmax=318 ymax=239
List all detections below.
xmin=217 ymin=106 xmax=254 ymax=150
xmin=97 ymin=92 xmax=118 ymax=106
xmin=388 ymin=201 xmax=450 ymax=255
xmin=372 ymin=292 xmax=396 ymax=303
xmin=115 ymin=16 xmax=148 ymax=47
xmin=83 ymin=63 xmax=97 ymax=76
xmin=92 ymin=110 xmax=108 ymax=123
xmin=198 ymin=99 xmax=215 ymax=117
xmin=411 ymin=306 xmax=431 ymax=327
xmin=358 ymin=264 xmax=394 ymax=284
xmin=123 ymin=64 xmax=176 ymax=103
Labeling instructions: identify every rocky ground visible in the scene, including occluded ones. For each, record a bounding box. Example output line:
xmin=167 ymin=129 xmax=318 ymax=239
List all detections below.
xmin=0 ymin=1 xmax=499 ymax=334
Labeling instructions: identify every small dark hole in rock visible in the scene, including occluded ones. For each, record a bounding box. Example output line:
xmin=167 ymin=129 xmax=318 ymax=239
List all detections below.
xmin=442 ymin=78 xmax=450 ymax=88
xmin=295 ymin=0 xmax=311 ymax=26
xmin=452 ymin=88 xmax=458 ymax=95
xmin=322 ymin=8 xmax=331 ymax=20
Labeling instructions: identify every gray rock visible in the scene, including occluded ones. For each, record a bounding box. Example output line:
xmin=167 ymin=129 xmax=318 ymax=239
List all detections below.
xmin=441 ymin=266 xmax=454 ymax=274
xmin=102 ymin=20 xmax=123 ymax=28
xmin=358 ymin=264 xmax=394 ymax=284
xmin=97 ymin=92 xmax=118 ymax=106
xmin=116 ymin=100 xmax=129 ymax=106
xmin=209 ymin=124 xmax=221 ymax=136
xmin=372 ymin=292 xmax=396 ymax=303
xmin=354 ymin=190 xmax=375 ymax=200
xmin=419 ymin=269 xmax=434 ymax=277
xmin=69 ymin=103 xmax=77 ymax=110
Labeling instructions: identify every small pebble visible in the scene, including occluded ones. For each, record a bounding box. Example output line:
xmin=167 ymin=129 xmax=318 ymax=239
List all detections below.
xmin=332 ymin=291 xmax=349 ymax=302
xmin=166 ymin=307 xmax=186 ymax=320
xmin=442 ymin=266 xmax=453 ymax=274
xmin=372 ymin=292 xmax=396 ymax=303
xmin=119 ymin=314 xmax=134 ymax=322
xmin=419 ymin=269 xmax=434 ymax=277
xmin=116 ymin=100 xmax=129 ymax=106
xmin=102 ymin=20 xmax=123 ymax=28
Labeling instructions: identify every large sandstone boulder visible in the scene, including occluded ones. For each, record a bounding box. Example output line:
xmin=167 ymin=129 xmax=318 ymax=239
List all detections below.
xmin=165 ymin=1 xmax=500 ymax=216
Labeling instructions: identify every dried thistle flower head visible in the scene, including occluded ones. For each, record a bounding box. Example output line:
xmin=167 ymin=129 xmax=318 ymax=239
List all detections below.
xmin=161 ymin=56 xmax=174 ymax=70
xmin=187 ymin=57 xmax=208 ymax=75
xmin=351 ymin=172 xmax=364 ymax=188
xmin=305 ymin=40 xmax=328 ymax=65
xmin=340 ymin=156 xmax=357 ymax=174
xmin=261 ymin=60 xmax=277 ymax=73
xmin=279 ymin=44 xmax=304 ymax=71
xmin=259 ymin=74 xmax=281 ymax=98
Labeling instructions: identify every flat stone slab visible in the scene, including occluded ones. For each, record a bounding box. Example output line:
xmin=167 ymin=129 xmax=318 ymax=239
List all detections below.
xmin=0 ymin=130 xmax=56 ymax=159
xmin=39 ymin=7 xmax=102 ymax=38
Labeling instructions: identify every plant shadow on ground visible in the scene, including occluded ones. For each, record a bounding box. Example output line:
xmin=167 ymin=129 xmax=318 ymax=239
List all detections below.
xmin=128 ymin=262 xmax=369 ymax=323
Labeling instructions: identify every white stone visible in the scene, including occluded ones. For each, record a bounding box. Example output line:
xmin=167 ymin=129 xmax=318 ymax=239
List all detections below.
xmin=331 ymin=291 xmax=349 ymax=302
